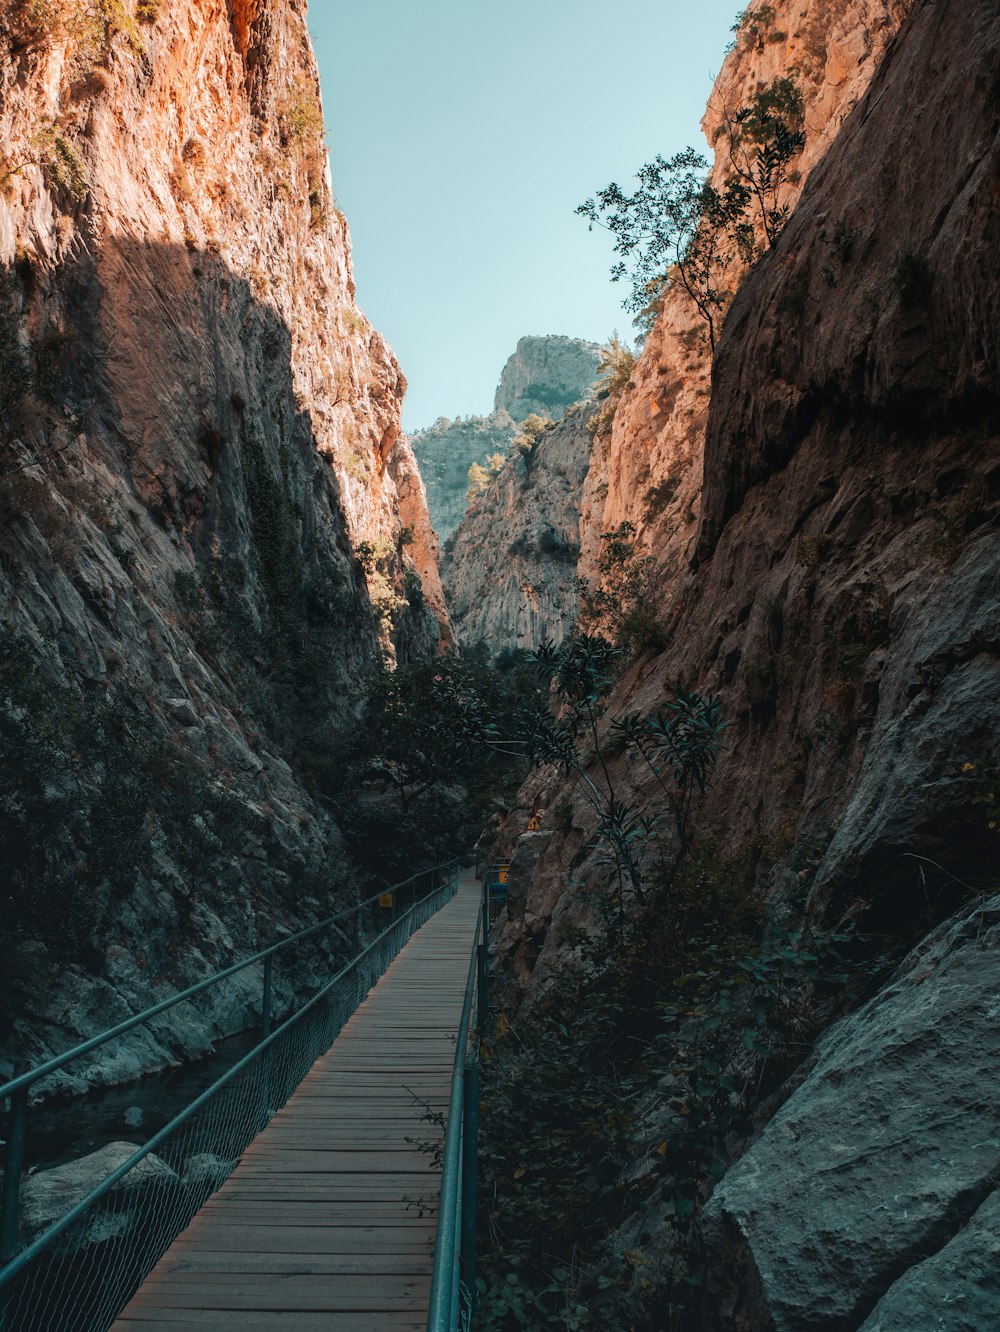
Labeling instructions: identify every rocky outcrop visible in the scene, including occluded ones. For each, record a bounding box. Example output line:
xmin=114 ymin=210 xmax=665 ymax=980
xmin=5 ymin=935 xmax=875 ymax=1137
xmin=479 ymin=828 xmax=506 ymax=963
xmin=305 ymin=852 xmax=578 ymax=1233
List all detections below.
xmin=441 ymin=405 xmax=593 ymax=653
xmin=20 ymin=1142 xmax=179 ymax=1247
xmin=410 ymin=410 xmax=516 ymax=540
xmin=0 ymin=1 xmax=442 ymax=1080
xmin=703 ymin=895 xmax=1000 ymax=1331
xmin=494 ymin=335 xmax=602 ymax=422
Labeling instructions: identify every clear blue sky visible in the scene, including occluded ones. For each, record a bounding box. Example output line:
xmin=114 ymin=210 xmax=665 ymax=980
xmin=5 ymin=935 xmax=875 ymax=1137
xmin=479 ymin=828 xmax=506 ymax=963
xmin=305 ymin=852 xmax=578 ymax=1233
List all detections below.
xmin=308 ymin=1 xmax=738 ymax=430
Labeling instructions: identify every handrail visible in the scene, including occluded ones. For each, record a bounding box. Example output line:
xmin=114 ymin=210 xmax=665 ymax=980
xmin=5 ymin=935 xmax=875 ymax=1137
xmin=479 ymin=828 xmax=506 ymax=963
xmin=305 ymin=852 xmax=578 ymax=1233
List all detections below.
xmin=0 ymin=858 xmax=461 ymax=1275
xmin=0 ymin=871 xmax=458 ymax=1293
xmin=0 ymin=858 xmax=459 ymax=1106
xmin=426 ymin=873 xmax=488 ymax=1331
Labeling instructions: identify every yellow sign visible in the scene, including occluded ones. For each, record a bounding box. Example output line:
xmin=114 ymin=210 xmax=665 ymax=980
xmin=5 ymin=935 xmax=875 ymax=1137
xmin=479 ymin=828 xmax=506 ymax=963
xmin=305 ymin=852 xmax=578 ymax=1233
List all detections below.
xmin=378 ymin=892 xmax=394 ymax=908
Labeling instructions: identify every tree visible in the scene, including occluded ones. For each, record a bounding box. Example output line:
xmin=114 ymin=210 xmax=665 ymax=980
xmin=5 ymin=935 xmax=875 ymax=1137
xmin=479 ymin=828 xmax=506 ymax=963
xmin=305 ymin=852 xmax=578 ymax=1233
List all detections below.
xmin=578 ymin=77 xmax=805 ymax=347
xmin=577 ymin=148 xmax=750 ymax=350
xmin=577 ymin=521 xmax=665 ymax=655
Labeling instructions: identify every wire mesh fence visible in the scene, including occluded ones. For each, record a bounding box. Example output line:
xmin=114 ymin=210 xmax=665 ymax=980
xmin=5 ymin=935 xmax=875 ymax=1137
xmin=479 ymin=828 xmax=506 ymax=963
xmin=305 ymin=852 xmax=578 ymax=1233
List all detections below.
xmin=0 ymin=866 xmax=458 ymax=1332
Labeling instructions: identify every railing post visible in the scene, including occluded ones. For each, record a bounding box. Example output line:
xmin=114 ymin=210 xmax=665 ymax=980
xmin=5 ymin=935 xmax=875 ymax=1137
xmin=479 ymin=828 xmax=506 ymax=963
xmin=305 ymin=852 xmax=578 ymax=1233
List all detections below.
xmin=478 ymin=896 xmax=489 ymax=1031
xmin=0 ymin=1063 xmax=29 ymax=1266
xmin=460 ymin=1061 xmax=479 ymax=1314
xmin=351 ymin=901 xmax=360 ymax=957
xmin=261 ymin=956 xmax=273 ymax=1040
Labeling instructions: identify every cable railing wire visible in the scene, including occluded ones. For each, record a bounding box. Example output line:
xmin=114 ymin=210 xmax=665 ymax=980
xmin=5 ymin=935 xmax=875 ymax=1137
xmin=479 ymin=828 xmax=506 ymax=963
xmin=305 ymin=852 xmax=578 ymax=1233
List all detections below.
xmin=0 ymin=859 xmax=461 ymax=1332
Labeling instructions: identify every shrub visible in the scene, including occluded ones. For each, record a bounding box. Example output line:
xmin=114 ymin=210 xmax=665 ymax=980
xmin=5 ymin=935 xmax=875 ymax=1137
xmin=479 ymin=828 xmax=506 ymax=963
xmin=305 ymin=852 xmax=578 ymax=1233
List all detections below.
xmin=577 ymin=521 xmax=666 ymax=656
xmin=510 ymin=413 xmax=553 ymax=466
xmin=281 ymin=78 xmax=324 ymax=144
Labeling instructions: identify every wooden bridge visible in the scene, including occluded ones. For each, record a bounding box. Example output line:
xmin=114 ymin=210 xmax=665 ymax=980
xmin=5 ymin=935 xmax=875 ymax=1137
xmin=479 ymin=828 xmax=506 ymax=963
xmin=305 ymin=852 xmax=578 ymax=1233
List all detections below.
xmin=112 ymin=869 xmax=482 ymax=1331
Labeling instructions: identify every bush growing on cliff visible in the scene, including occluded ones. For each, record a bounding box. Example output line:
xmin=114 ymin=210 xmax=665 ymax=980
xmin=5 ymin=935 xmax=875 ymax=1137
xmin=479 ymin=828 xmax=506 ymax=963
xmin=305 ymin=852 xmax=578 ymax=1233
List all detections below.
xmin=326 ymin=652 xmax=536 ymax=885
xmin=588 ymin=335 xmax=636 ymax=437
xmin=577 ymin=521 xmax=667 ymax=655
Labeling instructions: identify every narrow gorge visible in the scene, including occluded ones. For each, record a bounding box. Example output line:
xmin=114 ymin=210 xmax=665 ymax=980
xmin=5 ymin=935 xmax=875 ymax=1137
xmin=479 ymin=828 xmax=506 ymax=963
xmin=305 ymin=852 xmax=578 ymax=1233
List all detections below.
xmin=1 ymin=0 xmax=998 ymax=1329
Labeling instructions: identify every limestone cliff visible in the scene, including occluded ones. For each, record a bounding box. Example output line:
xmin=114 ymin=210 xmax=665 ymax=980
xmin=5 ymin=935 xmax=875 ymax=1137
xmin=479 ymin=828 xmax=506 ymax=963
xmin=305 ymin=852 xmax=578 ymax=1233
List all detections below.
xmin=579 ymin=0 xmax=914 ymax=591
xmin=441 ymin=405 xmax=592 ymax=654
xmin=410 ymin=410 xmax=516 ymax=541
xmin=0 ymin=0 xmax=442 ymax=1085
xmin=412 ymin=335 xmax=602 ymax=543
xmin=493 ymin=334 xmax=601 ymax=422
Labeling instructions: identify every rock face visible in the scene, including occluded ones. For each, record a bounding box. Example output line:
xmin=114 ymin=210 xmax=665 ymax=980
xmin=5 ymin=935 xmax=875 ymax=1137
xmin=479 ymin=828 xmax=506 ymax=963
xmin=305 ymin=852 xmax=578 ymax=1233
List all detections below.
xmin=496 ymin=0 xmax=1000 ymax=981
xmin=441 ymin=406 xmax=592 ymax=653
xmin=410 ymin=410 xmax=517 ymax=540
xmin=492 ymin=0 xmax=1000 ymax=1321
xmin=703 ymin=896 xmax=1000 ymax=1331
xmin=494 ymin=335 xmax=601 ymax=422
xmin=0 ymin=1 xmax=443 ymax=1081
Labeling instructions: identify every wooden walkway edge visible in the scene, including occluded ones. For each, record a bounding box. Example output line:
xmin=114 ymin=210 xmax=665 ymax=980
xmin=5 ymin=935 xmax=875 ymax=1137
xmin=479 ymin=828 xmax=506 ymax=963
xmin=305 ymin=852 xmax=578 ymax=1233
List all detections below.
xmin=113 ymin=870 xmax=482 ymax=1331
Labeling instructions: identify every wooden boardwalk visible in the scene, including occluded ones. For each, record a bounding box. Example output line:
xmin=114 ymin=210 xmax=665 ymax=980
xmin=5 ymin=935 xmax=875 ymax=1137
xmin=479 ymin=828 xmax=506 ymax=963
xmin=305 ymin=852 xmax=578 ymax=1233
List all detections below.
xmin=114 ymin=871 xmax=481 ymax=1331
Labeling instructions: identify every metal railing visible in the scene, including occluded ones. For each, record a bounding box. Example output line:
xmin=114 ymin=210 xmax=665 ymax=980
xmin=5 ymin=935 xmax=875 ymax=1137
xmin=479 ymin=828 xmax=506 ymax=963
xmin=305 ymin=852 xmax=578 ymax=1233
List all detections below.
xmin=427 ymin=872 xmax=489 ymax=1332
xmin=0 ymin=859 xmax=461 ymax=1332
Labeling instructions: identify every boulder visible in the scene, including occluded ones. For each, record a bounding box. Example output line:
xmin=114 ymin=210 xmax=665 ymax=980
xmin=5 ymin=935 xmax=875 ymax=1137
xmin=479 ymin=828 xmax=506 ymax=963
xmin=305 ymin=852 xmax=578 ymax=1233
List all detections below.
xmin=703 ymin=895 xmax=1000 ymax=1330
xmin=20 ymin=1141 xmax=179 ymax=1247
xmin=859 ymin=1190 xmax=1000 ymax=1331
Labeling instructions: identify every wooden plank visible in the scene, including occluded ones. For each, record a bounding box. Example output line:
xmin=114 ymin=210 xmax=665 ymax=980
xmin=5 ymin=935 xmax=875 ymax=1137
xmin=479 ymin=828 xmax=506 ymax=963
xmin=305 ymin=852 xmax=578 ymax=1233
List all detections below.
xmin=113 ymin=872 xmax=481 ymax=1330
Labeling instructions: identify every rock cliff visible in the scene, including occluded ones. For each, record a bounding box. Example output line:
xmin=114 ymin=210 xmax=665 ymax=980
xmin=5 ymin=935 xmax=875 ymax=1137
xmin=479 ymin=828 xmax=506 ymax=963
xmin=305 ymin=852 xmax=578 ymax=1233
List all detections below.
xmin=410 ymin=409 xmax=517 ymax=540
xmin=488 ymin=0 xmax=1000 ymax=1321
xmin=493 ymin=334 xmax=601 ymax=421
xmin=0 ymin=0 xmax=443 ymax=1085
xmin=441 ymin=405 xmax=593 ymax=653
xmin=411 ymin=334 xmax=603 ymax=544
xmin=498 ymin=0 xmax=999 ymax=1035
xmin=579 ymin=0 xmax=914 ymax=592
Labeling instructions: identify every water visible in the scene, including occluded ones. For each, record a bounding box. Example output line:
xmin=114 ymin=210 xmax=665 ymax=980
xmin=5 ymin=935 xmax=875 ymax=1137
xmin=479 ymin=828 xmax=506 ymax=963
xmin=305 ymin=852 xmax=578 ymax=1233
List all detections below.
xmin=5 ymin=1028 xmax=260 ymax=1175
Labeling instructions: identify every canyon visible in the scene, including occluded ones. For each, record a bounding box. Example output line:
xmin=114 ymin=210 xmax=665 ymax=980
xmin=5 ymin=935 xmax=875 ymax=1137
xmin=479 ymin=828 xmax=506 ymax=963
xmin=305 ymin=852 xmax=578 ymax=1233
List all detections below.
xmin=471 ymin=0 xmax=1000 ymax=1327
xmin=1 ymin=0 xmax=999 ymax=1328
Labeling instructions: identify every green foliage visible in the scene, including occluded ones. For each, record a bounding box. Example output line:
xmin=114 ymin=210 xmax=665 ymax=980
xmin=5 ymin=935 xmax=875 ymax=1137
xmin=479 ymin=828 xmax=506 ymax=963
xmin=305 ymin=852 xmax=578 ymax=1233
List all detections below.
xmin=511 ymin=414 xmax=554 ymax=467
xmin=588 ymin=334 xmax=636 ymax=437
xmin=577 ymin=521 xmax=666 ymax=656
xmin=730 ymin=3 xmax=776 ymax=37
xmin=523 ymin=638 xmax=729 ymax=917
xmin=467 ymin=451 xmax=507 ymax=502
xmin=0 ymin=0 xmax=144 ymax=62
xmin=577 ymin=148 xmax=751 ymax=350
xmin=281 ymin=78 xmax=325 ymax=144
xmin=477 ymin=852 xmax=879 ymax=1330
xmin=579 ymin=77 xmax=804 ymax=343
xmin=324 ymin=652 xmax=536 ymax=885
xmin=719 ymin=77 xmax=805 ymax=248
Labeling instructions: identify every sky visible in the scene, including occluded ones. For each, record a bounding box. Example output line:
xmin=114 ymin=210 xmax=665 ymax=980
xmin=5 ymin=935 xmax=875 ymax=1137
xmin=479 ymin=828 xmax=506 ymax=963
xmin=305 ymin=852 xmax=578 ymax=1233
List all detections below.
xmin=307 ymin=0 xmax=739 ymax=431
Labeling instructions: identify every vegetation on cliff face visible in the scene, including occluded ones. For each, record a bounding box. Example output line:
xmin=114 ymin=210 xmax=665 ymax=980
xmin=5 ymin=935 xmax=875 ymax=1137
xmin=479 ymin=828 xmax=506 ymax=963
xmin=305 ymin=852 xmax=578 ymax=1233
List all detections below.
xmin=477 ymin=859 xmax=883 ymax=1331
